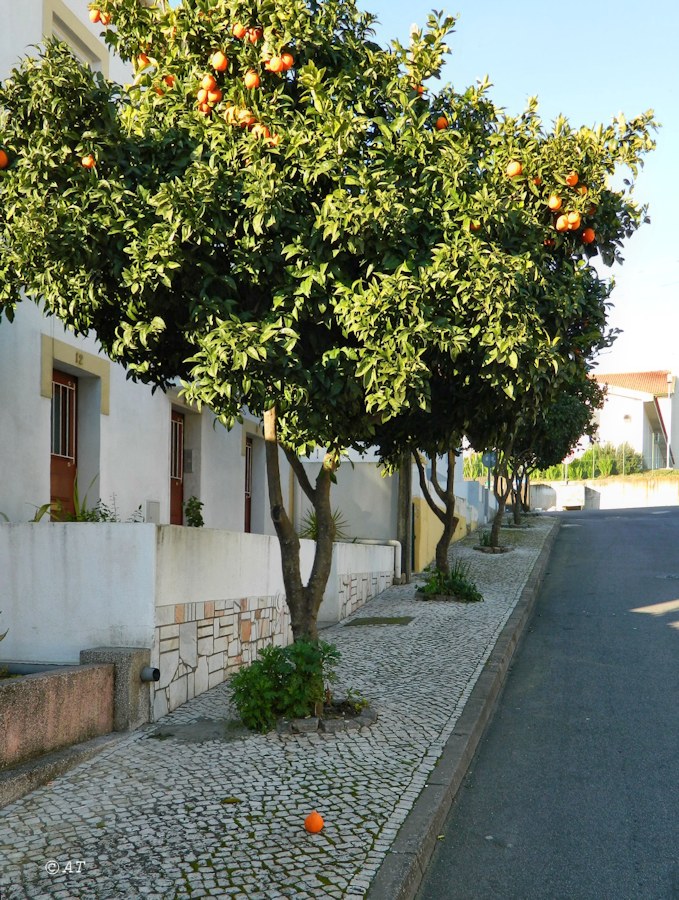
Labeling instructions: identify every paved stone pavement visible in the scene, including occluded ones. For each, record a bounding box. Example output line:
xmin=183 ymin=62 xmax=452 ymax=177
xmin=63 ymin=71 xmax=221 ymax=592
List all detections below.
xmin=0 ymin=516 xmax=557 ymax=900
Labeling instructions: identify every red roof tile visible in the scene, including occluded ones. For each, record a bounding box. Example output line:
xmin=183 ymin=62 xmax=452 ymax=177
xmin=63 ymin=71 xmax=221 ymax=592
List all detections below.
xmin=594 ymin=370 xmax=674 ymax=397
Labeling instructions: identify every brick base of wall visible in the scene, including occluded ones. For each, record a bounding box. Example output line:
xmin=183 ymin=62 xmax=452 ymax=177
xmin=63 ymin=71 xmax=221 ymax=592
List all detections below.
xmin=338 ymin=571 xmax=393 ymax=621
xmin=152 ymin=596 xmax=292 ymax=720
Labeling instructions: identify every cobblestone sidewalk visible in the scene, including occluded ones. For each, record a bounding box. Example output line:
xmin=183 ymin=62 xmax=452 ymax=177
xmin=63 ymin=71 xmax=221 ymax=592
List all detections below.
xmin=0 ymin=516 xmax=557 ymax=900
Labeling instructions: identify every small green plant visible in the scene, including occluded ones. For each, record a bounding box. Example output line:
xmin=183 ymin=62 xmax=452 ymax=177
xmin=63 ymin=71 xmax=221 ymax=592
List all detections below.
xmin=417 ymin=560 xmax=483 ymax=603
xmin=478 ymin=530 xmax=492 ymax=547
xmin=230 ymin=639 xmax=341 ymax=733
xmin=298 ymin=507 xmax=349 ymax=541
xmin=344 ymin=688 xmax=369 ymax=714
xmin=184 ymin=496 xmax=205 ymax=527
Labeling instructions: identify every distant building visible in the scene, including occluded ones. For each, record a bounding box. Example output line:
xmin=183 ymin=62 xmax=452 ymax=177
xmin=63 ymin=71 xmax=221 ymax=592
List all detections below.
xmin=592 ymin=371 xmax=676 ymax=470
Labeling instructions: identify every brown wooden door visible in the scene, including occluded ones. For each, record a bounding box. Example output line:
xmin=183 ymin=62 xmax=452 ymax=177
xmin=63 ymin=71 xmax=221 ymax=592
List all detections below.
xmin=170 ymin=411 xmax=184 ymax=524
xmin=51 ymin=369 xmax=77 ymax=518
xmin=244 ymin=436 xmax=253 ymax=532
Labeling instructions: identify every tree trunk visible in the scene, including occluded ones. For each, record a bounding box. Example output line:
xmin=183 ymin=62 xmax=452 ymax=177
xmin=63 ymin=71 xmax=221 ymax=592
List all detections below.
xmin=491 ymin=468 xmax=512 ymax=547
xmin=512 ymin=468 xmax=524 ymax=525
xmin=414 ymin=449 xmax=458 ymax=576
xmin=397 ymin=451 xmax=412 ymax=583
xmin=263 ymin=407 xmax=336 ymax=642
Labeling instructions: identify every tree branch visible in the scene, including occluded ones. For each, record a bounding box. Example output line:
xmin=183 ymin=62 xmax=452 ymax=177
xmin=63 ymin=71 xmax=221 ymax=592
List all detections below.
xmin=430 ymin=453 xmax=448 ymax=504
xmin=413 ymin=452 xmax=445 ymax=524
xmin=281 ymin=445 xmax=316 ymax=505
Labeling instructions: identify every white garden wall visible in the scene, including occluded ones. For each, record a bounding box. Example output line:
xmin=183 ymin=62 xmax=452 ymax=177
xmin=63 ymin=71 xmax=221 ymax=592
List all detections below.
xmin=0 ymin=524 xmax=395 ymax=719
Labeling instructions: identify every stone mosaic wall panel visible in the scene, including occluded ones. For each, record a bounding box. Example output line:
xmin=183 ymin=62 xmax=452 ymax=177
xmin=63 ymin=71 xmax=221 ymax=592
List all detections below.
xmin=152 ymin=595 xmax=291 ymax=720
xmin=338 ymin=571 xmax=393 ymax=621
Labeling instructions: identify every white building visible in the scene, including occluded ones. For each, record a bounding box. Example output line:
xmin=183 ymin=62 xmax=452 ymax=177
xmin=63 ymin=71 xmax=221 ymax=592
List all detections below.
xmin=593 ymin=371 xmax=676 ymax=470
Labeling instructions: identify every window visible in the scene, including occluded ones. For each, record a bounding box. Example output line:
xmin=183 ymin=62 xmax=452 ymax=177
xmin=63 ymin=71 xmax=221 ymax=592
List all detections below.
xmin=43 ymin=0 xmax=109 ymax=76
xmin=51 ymin=374 xmax=76 ymax=461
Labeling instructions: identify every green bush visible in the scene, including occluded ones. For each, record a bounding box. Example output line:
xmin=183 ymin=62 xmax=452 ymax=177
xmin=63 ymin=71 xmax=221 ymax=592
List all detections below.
xmin=184 ymin=496 xmax=205 ymax=527
xmin=230 ymin=639 xmax=341 ymax=733
xmin=417 ymin=560 xmax=483 ymax=603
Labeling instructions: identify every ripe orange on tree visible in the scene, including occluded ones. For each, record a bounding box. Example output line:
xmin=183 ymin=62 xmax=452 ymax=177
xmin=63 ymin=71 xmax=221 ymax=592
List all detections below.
xmin=548 ymin=194 xmax=562 ymax=211
xmin=232 ymin=23 xmax=247 ymax=39
xmin=196 ymin=88 xmax=208 ymax=104
xmin=566 ymin=211 xmax=581 ymax=230
xmin=211 ymin=51 xmax=228 ymax=72
xmin=577 ymin=184 xmax=588 ymax=196
xmin=506 ymin=160 xmax=522 ymax=178
xmin=201 ymin=73 xmax=217 ymax=92
xmin=99 ymin=11 xmax=111 ymax=25
xmin=243 ymin=70 xmax=260 ymax=90
xmin=268 ymin=56 xmax=285 ymax=74
xmin=163 ymin=74 xmax=175 ymax=88
xmin=412 ymin=84 xmax=425 ymax=95
xmin=246 ymin=27 xmax=263 ymax=44
xmin=555 ymin=214 xmax=568 ymax=232
xmin=81 ymin=154 xmax=96 ymax=169
xmin=435 ymin=115 xmax=448 ymax=131
xmin=89 ymin=8 xmax=100 ymax=23
xmin=0 ymin=149 xmax=9 ymax=169
xmin=469 ymin=220 xmax=481 ymax=232
xmin=137 ymin=53 xmax=150 ymax=69
xmin=565 ymin=171 xmax=579 ymax=186
xmin=207 ymin=88 xmax=222 ymax=104
xmin=581 ymin=227 xmax=596 ymax=244
xmin=281 ymin=52 xmax=295 ymax=71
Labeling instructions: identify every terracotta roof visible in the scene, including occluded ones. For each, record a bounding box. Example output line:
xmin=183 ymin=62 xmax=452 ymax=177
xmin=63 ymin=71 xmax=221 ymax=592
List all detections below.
xmin=594 ymin=370 xmax=674 ymax=397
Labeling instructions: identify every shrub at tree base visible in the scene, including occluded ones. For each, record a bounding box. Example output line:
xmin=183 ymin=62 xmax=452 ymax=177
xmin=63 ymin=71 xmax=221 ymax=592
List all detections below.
xmin=230 ymin=639 xmax=340 ymax=733
xmin=417 ymin=561 xmax=483 ymax=603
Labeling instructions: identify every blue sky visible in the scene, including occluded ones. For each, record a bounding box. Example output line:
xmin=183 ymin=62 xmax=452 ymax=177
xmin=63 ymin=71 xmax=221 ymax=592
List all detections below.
xmin=357 ymin=0 xmax=679 ymax=374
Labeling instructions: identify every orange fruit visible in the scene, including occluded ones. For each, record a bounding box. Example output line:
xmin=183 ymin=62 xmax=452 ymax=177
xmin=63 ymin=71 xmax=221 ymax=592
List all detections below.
xmin=547 ymin=194 xmax=562 ymax=211
xmin=196 ymin=88 xmax=208 ymax=104
xmin=243 ymin=70 xmax=260 ymax=89
xmin=566 ymin=211 xmax=581 ymax=230
xmin=269 ymin=134 xmax=281 ymax=147
xmin=0 ymin=149 xmax=9 ymax=169
xmin=81 ymin=154 xmax=96 ymax=169
xmin=198 ymin=103 xmax=212 ymax=116
xmin=137 ymin=53 xmax=150 ymax=68
xmin=435 ymin=115 xmax=448 ymax=131
xmin=555 ymin=215 xmax=568 ymax=232
xmin=577 ymin=184 xmax=588 ymax=196
xmin=89 ymin=8 xmax=100 ymax=23
xmin=207 ymin=88 xmax=222 ymax=104
xmin=506 ymin=160 xmax=522 ymax=178
xmin=565 ymin=171 xmax=579 ymax=186
xmin=281 ymin=52 xmax=294 ymax=70
xmin=532 ymin=176 xmax=542 ymax=186
xmin=211 ymin=51 xmax=228 ymax=72
xmin=100 ymin=11 xmax=111 ymax=25
xmin=581 ymin=227 xmax=596 ymax=244
xmin=412 ymin=84 xmax=424 ymax=95
xmin=201 ymin=73 xmax=217 ymax=92
xmin=304 ymin=811 xmax=324 ymax=834
xmin=469 ymin=220 xmax=481 ymax=232
xmin=246 ymin=27 xmax=263 ymax=43
xmin=268 ymin=56 xmax=285 ymax=73
xmin=232 ymin=23 xmax=247 ymax=39
xmin=163 ymin=74 xmax=175 ymax=87
xmin=251 ymin=123 xmax=271 ymax=139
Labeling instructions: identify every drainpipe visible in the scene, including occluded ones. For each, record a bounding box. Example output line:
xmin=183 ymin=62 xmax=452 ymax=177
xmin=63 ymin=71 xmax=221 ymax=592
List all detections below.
xmin=340 ymin=539 xmax=402 ymax=584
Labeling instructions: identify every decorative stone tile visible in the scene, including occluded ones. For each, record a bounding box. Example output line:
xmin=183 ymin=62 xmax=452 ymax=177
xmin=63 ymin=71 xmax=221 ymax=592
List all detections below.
xmin=179 ymin=622 xmax=198 ymax=668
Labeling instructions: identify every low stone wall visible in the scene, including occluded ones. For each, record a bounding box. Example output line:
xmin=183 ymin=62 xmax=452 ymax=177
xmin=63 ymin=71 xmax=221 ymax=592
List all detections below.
xmin=0 ymin=665 xmax=114 ymax=769
xmin=531 ymin=477 xmax=679 ymax=511
xmin=338 ymin=572 xmax=393 ymax=621
xmin=152 ymin=596 xmax=291 ymax=720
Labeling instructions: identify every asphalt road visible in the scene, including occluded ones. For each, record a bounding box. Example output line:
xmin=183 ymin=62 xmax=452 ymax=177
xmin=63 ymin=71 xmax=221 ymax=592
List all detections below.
xmin=417 ymin=507 xmax=679 ymax=900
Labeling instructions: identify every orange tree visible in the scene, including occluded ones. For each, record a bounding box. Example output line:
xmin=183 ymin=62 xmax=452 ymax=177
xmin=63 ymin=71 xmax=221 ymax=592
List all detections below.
xmin=0 ymin=1 xmax=655 ymax=635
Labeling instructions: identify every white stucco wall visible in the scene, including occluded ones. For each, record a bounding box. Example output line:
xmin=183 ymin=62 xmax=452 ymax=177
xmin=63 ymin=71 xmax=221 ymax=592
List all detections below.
xmin=296 ymin=459 xmax=399 ymax=541
xmin=154 ymin=527 xmax=317 ymax=608
xmin=0 ymin=523 xmax=157 ymax=664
